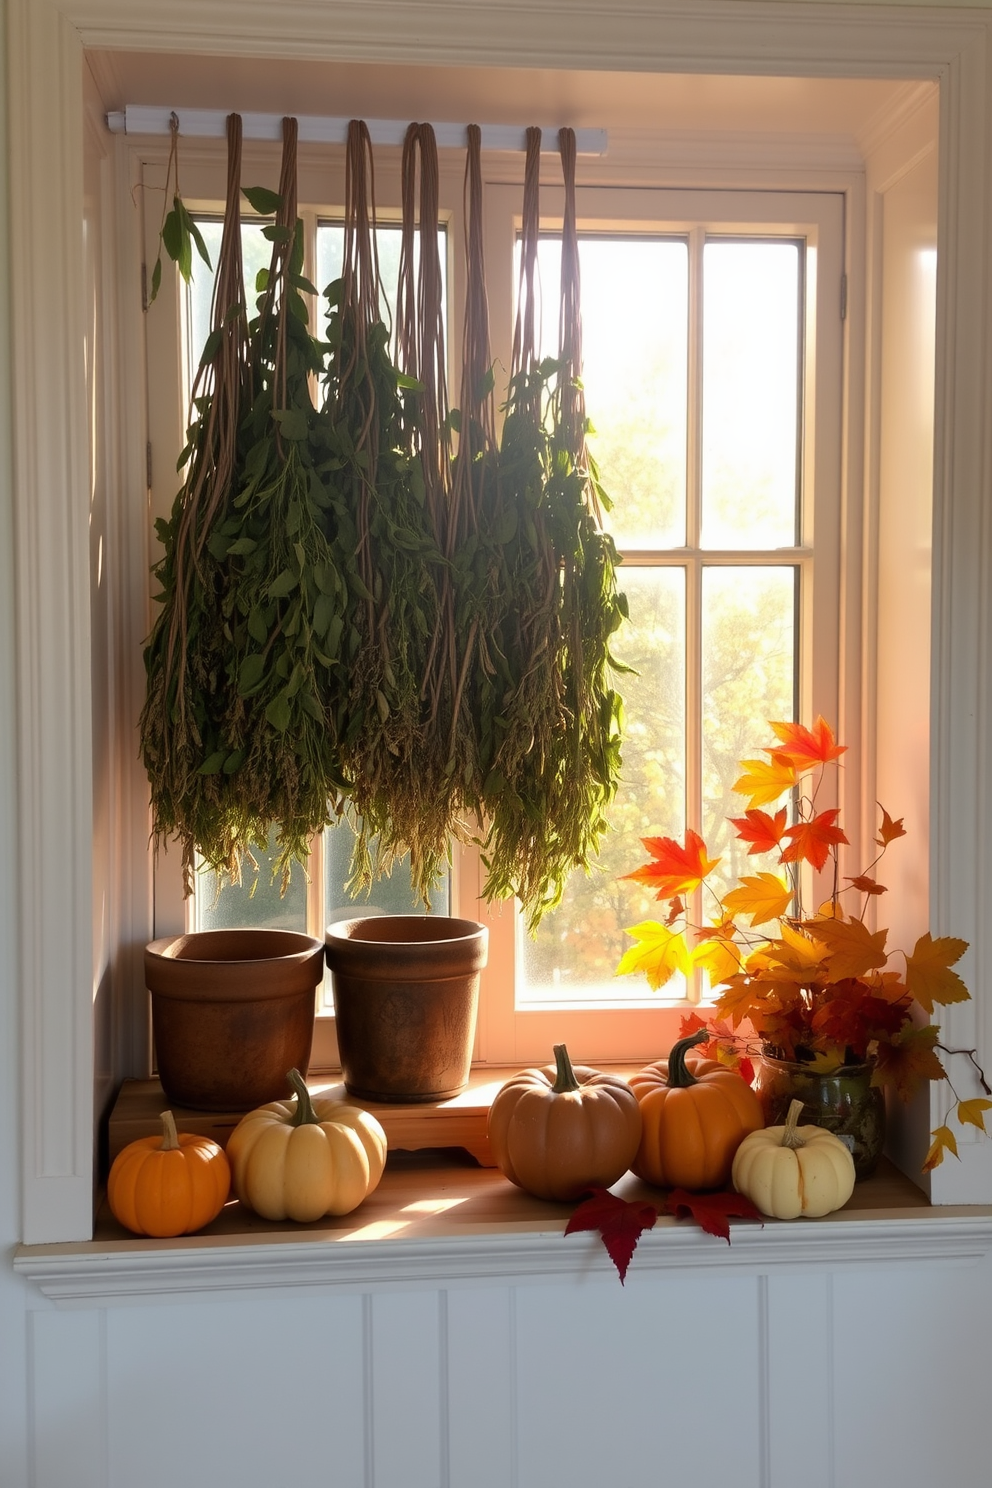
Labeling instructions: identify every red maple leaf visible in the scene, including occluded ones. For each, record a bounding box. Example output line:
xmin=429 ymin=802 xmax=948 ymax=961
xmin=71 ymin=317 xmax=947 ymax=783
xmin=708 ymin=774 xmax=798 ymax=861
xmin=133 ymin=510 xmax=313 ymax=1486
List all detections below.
xmin=769 ymin=716 xmax=847 ymax=768
xmin=565 ymin=1189 xmax=659 ymax=1283
xmin=623 ymin=829 xmax=720 ymax=899
xmin=781 ymin=809 xmax=849 ymax=870
xmin=729 ymin=807 xmax=789 ymax=855
xmin=664 ymin=1189 xmax=764 ymax=1244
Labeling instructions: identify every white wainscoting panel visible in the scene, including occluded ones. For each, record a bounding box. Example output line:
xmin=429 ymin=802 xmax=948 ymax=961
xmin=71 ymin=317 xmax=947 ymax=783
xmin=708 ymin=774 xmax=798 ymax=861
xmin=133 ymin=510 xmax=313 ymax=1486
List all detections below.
xmin=447 ymin=1287 xmax=516 ymax=1488
xmin=766 ymin=1272 xmax=833 ymax=1488
xmin=513 ymin=1271 xmax=763 ymax=1487
xmin=104 ymin=1293 xmax=366 ymax=1488
xmin=370 ymin=1289 xmax=443 ymax=1488
xmin=29 ymin=1308 xmax=107 ymax=1488
xmin=830 ymin=1254 xmax=992 ymax=1488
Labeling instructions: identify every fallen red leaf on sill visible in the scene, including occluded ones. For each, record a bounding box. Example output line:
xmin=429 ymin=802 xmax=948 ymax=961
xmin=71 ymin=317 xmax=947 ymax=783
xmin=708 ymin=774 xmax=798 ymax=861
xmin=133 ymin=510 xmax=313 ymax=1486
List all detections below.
xmin=565 ymin=1188 xmax=658 ymax=1283
xmin=664 ymin=1188 xmax=764 ymax=1243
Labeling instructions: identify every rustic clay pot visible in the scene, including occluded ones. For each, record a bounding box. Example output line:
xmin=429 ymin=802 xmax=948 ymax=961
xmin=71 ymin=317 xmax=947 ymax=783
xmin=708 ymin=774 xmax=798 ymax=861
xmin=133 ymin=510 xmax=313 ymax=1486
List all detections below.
xmin=145 ymin=928 xmax=325 ymax=1112
xmin=324 ymin=916 xmax=488 ymax=1102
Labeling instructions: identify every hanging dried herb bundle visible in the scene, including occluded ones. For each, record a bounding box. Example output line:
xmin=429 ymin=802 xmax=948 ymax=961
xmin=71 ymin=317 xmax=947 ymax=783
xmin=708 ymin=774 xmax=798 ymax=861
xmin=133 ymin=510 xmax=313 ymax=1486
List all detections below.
xmin=140 ymin=113 xmax=253 ymax=891
xmin=320 ymin=120 xmax=448 ymax=898
xmin=206 ymin=116 xmax=358 ymax=887
xmin=480 ymin=127 xmax=627 ymax=926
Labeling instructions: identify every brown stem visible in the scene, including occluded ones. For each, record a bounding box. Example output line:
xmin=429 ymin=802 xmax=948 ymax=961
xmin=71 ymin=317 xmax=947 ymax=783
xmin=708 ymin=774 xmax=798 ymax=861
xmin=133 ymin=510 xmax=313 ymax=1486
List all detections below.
xmin=781 ymin=1099 xmax=806 ymax=1149
xmin=287 ymin=1068 xmax=320 ymax=1127
xmin=666 ymin=1028 xmax=708 ymax=1088
xmin=159 ymin=1110 xmax=181 ymax=1151
xmin=551 ymin=1044 xmax=581 ymax=1094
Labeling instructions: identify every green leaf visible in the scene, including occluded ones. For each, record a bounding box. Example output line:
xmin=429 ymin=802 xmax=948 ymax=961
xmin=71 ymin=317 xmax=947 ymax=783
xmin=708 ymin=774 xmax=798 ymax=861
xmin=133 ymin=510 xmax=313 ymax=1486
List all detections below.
xmin=186 ymin=212 xmax=213 ymax=270
xmin=149 ymin=256 xmax=163 ymax=304
xmin=242 ymin=184 xmax=282 ymax=215
xmin=255 ymin=267 xmax=270 ymax=294
xmin=271 ymin=408 xmax=308 ymax=441
xmin=265 ymin=691 xmax=292 ymax=732
xmin=199 ymin=327 xmax=223 ymax=365
xmin=313 ymin=592 xmax=335 ymax=638
xmin=160 ymin=205 xmax=183 ymax=267
xmin=226 ymin=537 xmax=257 ymax=556
xmin=223 ymin=749 xmax=245 ymax=774
xmin=238 ymin=654 xmax=266 ymax=694
xmin=268 ymin=569 xmax=298 ymax=599
xmin=262 ymin=223 xmax=294 ymax=243
xmin=197 ymin=750 xmax=228 ymax=775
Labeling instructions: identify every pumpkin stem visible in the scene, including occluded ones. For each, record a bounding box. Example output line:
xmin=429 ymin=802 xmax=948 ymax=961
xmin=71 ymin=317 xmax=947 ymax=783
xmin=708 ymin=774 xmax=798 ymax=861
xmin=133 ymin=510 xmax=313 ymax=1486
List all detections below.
xmin=287 ymin=1068 xmax=320 ymax=1127
xmin=666 ymin=1029 xmax=708 ymax=1088
xmin=551 ymin=1044 xmax=582 ymax=1094
xmin=159 ymin=1110 xmax=180 ymax=1151
xmin=781 ymin=1098 xmax=806 ymax=1150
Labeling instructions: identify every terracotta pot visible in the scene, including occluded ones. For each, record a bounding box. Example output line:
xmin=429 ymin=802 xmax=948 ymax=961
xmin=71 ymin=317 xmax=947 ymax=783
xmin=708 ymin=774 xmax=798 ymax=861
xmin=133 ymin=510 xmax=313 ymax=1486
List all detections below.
xmin=324 ymin=916 xmax=488 ymax=1102
xmin=145 ymin=929 xmax=325 ymax=1111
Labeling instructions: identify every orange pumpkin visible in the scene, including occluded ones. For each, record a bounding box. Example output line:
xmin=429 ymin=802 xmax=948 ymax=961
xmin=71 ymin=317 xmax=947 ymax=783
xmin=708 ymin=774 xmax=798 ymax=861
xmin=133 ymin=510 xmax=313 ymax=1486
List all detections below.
xmin=108 ymin=1110 xmax=231 ymax=1236
xmin=631 ymin=1030 xmax=764 ymax=1189
xmin=487 ymin=1044 xmax=642 ymax=1201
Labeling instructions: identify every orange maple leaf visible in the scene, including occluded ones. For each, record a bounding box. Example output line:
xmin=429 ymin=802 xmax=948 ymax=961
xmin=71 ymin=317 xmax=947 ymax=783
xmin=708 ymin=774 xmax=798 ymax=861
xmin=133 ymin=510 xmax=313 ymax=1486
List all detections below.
xmin=845 ymin=875 xmax=887 ymax=896
xmin=722 ymin=873 xmax=793 ymax=927
xmin=875 ymin=804 xmax=907 ymax=847
xmin=780 ymin=809 xmax=849 ymax=871
xmin=873 ymin=1025 xmax=946 ymax=1102
xmin=904 ymin=933 xmax=970 ymax=1014
xmin=804 ymin=915 xmax=888 ymax=980
xmin=923 ymin=1125 xmax=959 ymax=1171
xmin=768 ymin=716 xmax=847 ymax=768
xmin=733 ymin=754 xmax=797 ymax=809
xmin=729 ymin=807 xmax=788 ymax=856
xmin=624 ymin=829 xmax=721 ymax=899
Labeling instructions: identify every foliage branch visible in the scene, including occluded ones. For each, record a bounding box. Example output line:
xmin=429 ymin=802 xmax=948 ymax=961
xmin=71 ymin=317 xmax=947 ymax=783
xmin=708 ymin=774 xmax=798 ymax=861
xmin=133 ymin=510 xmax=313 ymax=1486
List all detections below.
xmin=616 ymin=717 xmax=989 ymax=1170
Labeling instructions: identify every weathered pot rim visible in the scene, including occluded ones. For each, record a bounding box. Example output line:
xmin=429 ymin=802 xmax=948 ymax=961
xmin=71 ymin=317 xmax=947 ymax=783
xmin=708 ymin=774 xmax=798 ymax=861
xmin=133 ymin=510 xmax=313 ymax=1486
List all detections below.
xmin=325 ymin=915 xmax=489 ymax=979
xmin=145 ymin=928 xmax=325 ymax=1003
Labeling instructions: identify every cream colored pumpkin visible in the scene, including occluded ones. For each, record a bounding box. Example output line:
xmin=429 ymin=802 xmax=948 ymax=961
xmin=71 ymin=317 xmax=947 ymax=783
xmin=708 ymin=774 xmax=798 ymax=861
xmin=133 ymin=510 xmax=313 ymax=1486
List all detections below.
xmin=227 ymin=1069 xmax=387 ymax=1221
xmin=731 ymin=1099 xmax=856 ymax=1219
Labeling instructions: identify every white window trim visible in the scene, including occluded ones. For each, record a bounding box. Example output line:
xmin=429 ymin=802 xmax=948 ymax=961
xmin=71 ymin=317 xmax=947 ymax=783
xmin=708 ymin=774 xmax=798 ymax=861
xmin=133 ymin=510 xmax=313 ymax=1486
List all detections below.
xmin=10 ymin=0 xmax=992 ymax=1245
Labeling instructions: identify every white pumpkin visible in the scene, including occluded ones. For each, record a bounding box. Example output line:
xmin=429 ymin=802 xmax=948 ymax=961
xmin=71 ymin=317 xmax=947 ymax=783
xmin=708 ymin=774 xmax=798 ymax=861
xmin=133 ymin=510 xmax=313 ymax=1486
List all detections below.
xmin=227 ymin=1069 xmax=387 ymax=1221
xmin=732 ymin=1099 xmax=856 ymax=1219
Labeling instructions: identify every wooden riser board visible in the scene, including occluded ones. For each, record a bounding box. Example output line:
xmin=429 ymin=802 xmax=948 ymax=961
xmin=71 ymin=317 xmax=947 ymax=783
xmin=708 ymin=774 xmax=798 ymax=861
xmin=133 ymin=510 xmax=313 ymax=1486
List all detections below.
xmin=107 ymin=1072 xmax=527 ymax=1168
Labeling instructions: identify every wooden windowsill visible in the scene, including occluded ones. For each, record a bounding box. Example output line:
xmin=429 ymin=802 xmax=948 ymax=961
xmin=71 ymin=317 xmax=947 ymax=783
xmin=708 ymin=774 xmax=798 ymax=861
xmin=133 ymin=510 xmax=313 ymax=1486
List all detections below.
xmin=16 ymin=1076 xmax=992 ymax=1305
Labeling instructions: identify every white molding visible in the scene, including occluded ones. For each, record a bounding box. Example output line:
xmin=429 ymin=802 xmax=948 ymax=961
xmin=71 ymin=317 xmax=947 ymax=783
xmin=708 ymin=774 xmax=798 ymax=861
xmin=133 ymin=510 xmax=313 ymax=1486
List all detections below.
xmin=15 ymin=1210 xmax=992 ymax=1306
xmin=8 ymin=0 xmax=94 ymax=1243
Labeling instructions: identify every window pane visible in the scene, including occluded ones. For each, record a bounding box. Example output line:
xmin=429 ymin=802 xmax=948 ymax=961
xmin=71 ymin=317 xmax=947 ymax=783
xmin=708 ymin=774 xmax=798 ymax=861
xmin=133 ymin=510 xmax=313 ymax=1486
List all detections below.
xmin=194 ymin=827 xmax=308 ymax=933
xmin=315 ymin=224 xmax=447 ymax=342
xmin=323 ymin=820 xmax=450 ymax=923
xmin=701 ymin=240 xmax=801 ymax=548
xmin=185 ymin=220 xmax=273 ymax=385
xmin=518 ymin=566 xmax=686 ymax=1005
xmin=701 ymin=565 xmax=797 ymax=905
xmin=531 ymin=236 xmax=688 ymax=548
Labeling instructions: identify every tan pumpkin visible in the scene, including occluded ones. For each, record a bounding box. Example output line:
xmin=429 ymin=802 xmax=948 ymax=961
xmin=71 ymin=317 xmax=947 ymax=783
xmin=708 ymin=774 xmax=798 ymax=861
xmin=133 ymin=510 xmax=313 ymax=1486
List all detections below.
xmin=487 ymin=1044 xmax=642 ymax=1201
xmin=631 ymin=1029 xmax=764 ymax=1189
xmin=732 ymin=1098 xmax=856 ymax=1218
xmin=227 ymin=1069 xmax=387 ymax=1222
xmin=108 ymin=1110 xmax=231 ymax=1237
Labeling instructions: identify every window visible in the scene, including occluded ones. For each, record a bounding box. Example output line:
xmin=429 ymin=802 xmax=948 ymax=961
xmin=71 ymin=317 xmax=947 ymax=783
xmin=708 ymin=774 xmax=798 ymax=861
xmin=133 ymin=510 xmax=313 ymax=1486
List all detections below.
xmin=146 ymin=162 xmax=846 ymax=1071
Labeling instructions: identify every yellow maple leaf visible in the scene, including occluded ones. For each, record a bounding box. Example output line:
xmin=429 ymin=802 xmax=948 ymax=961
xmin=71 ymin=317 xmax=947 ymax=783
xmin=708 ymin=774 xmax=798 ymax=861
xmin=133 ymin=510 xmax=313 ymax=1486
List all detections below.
xmin=956 ymin=1098 xmax=992 ymax=1132
xmin=722 ymin=873 xmax=792 ymax=927
xmin=774 ymin=920 xmax=828 ymax=972
xmin=923 ymin=1124 xmax=959 ymax=1171
xmin=615 ymin=921 xmax=690 ymax=991
xmin=733 ymin=754 xmax=797 ymax=809
xmin=804 ymin=915 xmax=889 ymax=981
xmin=904 ymin=933 xmax=970 ymax=1014
xmin=691 ymin=935 xmax=742 ymax=989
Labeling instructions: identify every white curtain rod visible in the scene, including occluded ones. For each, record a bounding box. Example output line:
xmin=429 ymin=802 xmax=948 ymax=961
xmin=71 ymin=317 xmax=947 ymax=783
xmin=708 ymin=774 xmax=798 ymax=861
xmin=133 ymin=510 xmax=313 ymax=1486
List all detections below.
xmin=106 ymin=106 xmax=608 ymax=156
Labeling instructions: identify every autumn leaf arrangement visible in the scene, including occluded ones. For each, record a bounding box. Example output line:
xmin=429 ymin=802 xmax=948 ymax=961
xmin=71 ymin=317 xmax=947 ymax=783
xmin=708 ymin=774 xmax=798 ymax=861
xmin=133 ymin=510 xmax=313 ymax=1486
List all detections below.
xmin=616 ymin=717 xmax=990 ymax=1171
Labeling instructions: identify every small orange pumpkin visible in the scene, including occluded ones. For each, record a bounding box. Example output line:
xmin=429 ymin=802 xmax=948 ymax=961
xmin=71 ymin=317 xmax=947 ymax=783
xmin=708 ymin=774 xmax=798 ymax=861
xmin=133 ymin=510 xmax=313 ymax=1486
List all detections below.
xmin=487 ymin=1044 xmax=642 ymax=1201
xmin=631 ymin=1030 xmax=764 ymax=1190
xmin=108 ymin=1110 xmax=231 ymax=1237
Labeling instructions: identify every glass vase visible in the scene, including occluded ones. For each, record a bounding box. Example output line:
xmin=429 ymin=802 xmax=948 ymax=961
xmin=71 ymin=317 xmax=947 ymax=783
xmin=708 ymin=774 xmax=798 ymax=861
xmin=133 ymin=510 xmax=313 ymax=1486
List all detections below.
xmin=754 ymin=1053 xmax=886 ymax=1179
